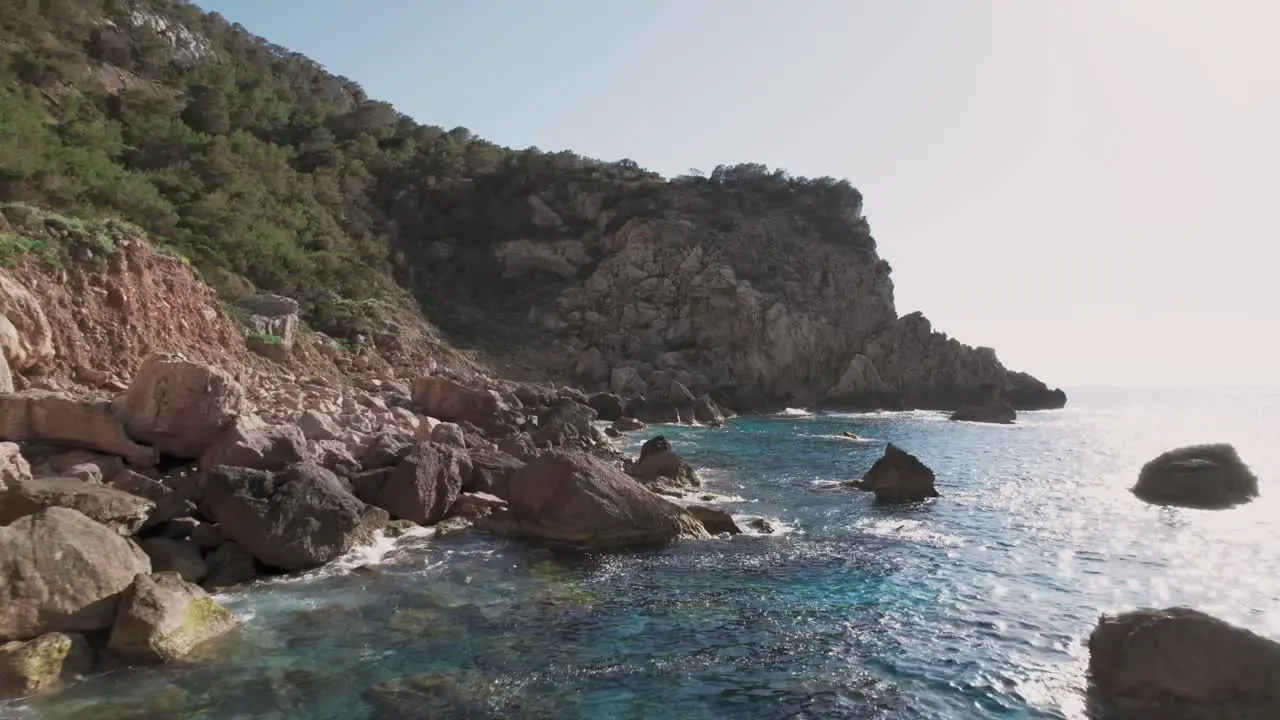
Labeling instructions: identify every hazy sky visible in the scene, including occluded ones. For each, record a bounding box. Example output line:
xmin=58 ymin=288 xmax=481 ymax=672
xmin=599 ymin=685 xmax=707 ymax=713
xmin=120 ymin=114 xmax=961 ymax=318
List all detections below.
xmin=200 ymin=0 xmax=1278 ymax=388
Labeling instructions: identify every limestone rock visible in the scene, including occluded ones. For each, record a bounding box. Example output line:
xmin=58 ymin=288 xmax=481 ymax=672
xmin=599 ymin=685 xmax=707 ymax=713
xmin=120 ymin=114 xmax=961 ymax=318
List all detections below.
xmin=1132 ymin=443 xmax=1259 ymax=509
xmin=630 ymin=443 xmax=700 ymax=492
xmin=140 ymin=537 xmax=207 ymax=584
xmin=203 ymin=463 xmax=387 ymax=571
xmin=850 ymin=443 xmax=938 ymax=504
xmin=372 ymin=444 xmax=470 ymax=526
xmin=0 ymin=632 xmax=92 ymax=698
xmin=0 ymin=477 xmax=155 ymax=536
xmin=612 ymin=417 xmax=645 ymax=433
xmin=950 ymin=398 xmax=1017 ymax=424
xmin=0 ymin=442 xmax=31 ymax=489
xmin=532 ymin=400 xmax=597 ymax=448
xmin=687 ymin=505 xmax=741 ymax=535
xmin=465 ymin=448 xmax=524 ymax=499
xmin=233 ymin=293 xmax=299 ymax=349
xmin=48 ymin=450 xmax=124 ymax=480
xmin=1088 ymin=607 xmax=1280 ymax=707
xmin=411 ymin=377 xmax=502 ymax=429
xmin=114 ymin=355 xmax=245 ymax=458
xmin=503 ymin=450 xmax=708 ymax=550
xmin=449 ymin=492 xmax=507 ymax=522
xmin=297 ymin=410 xmax=341 ymax=442
xmin=0 ymin=391 xmax=157 ymax=467
xmin=430 ymin=422 xmax=467 ymax=449
xmin=361 ymin=430 xmax=415 ymax=470
xmin=199 ymin=414 xmax=306 ymax=472
xmin=691 ymin=395 xmax=726 ymax=426
xmin=108 ymin=572 xmax=237 ymax=663
xmin=0 ymin=507 xmax=150 ymax=642
xmin=202 ymin=541 xmax=256 ymax=590
xmin=824 ymin=353 xmax=891 ymax=407
xmin=587 ymin=392 xmax=625 ymax=422
xmin=0 ymin=271 xmax=54 ymax=373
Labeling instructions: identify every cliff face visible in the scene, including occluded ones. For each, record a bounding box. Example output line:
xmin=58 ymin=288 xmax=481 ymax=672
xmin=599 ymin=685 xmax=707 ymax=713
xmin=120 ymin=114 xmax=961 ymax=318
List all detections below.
xmin=0 ymin=1 xmax=1066 ymax=413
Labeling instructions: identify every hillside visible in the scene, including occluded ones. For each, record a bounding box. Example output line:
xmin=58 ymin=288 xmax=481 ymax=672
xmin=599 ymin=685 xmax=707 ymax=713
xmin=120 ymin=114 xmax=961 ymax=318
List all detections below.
xmin=0 ymin=0 xmax=1065 ymax=412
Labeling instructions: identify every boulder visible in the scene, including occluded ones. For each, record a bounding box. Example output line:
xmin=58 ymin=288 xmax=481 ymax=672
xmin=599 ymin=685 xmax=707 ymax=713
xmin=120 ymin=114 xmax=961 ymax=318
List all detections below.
xmin=430 ymin=422 xmax=467 ymax=449
xmin=849 ymin=444 xmax=939 ymax=504
xmin=60 ymin=463 xmax=103 ymax=484
xmin=949 ymin=398 xmax=1017 ymax=424
xmin=361 ymin=430 xmax=414 ymax=470
xmin=449 ymin=492 xmax=507 ymax=522
xmin=497 ymin=432 xmax=537 ymax=461
xmin=107 ymin=572 xmax=237 ymax=663
xmin=0 ymin=507 xmax=150 ymax=642
xmin=349 ymin=467 xmax=393 ymax=505
xmin=687 ymin=505 xmax=741 ymax=535
xmin=411 ymin=377 xmax=502 ymax=429
xmin=1132 ymin=443 xmax=1259 ymax=509
xmin=612 ymin=417 xmax=645 ymax=433
xmin=639 ymin=435 xmax=671 ymax=461
xmin=503 ymin=450 xmax=708 ymax=550
xmin=203 ymin=463 xmax=388 ymax=571
xmin=0 ymin=271 xmax=54 ymax=373
xmin=114 ymin=355 xmax=245 ymax=458
xmin=297 ymin=410 xmax=341 ymax=442
xmin=0 ymin=632 xmax=92 ymax=698
xmin=0 ymin=477 xmax=154 ymax=536
xmin=47 ymin=449 xmax=123 ymax=480
xmin=372 ymin=444 xmax=470 ymax=526
xmin=202 ymin=541 xmax=256 ymax=589
xmin=464 ymin=449 xmax=524 ymax=499
xmin=189 ymin=522 xmax=223 ymax=551
xmin=1088 ymin=607 xmax=1280 ymax=706
xmin=0 ymin=442 xmax=30 ymax=488
xmin=233 ymin=293 xmax=300 ymax=349
xmin=532 ymin=401 xmax=597 ymax=447
xmin=199 ymin=415 xmax=306 ymax=472
xmin=0 ymin=391 xmax=157 ymax=467
xmin=587 ymin=393 xmax=625 ymax=422
xmin=692 ymin=395 xmax=726 ymax=427
xmin=140 ymin=537 xmax=207 ymax=584
xmin=630 ymin=449 xmax=700 ymax=491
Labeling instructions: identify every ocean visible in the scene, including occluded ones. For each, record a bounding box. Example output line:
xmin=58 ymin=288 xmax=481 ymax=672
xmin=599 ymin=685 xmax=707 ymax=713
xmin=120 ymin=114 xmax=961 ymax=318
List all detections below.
xmin=5 ymin=386 xmax=1279 ymax=719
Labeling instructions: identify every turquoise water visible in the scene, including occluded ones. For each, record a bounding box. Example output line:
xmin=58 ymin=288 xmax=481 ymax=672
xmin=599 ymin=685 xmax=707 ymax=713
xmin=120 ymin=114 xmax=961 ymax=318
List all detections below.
xmin=5 ymin=387 xmax=1280 ymax=719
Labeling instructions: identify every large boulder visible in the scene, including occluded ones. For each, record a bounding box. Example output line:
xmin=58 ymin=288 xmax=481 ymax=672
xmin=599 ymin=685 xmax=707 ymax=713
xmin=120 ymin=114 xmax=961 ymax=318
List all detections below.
xmin=140 ymin=537 xmax=207 ymax=585
xmin=0 ymin=477 xmax=154 ymax=536
xmin=949 ymin=398 xmax=1016 ymax=424
xmin=612 ymin=417 xmax=645 ymax=433
xmin=1132 ymin=443 xmax=1259 ymax=509
xmin=1088 ymin=607 xmax=1280 ymax=707
xmin=107 ymin=572 xmax=237 ymax=664
xmin=198 ymin=415 xmax=306 ymax=472
xmin=0 ymin=632 xmax=92 ymax=698
xmin=361 ymin=430 xmax=415 ymax=470
xmin=502 ymin=450 xmax=708 ymax=550
xmin=630 ymin=444 xmax=700 ymax=492
xmin=0 ymin=507 xmax=150 ymax=642
xmin=687 ymin=505 xmax=741 ymax=535
xmin=464 ymin=448 xmax=524 ymax=499
xmin=203 ymin=463 xmax=388 ymax=571
xmin=532 ymin=400 xmax=597 ymax=447
xmin=411 ymin=377 xmax=502 ymax=429
xmin=849 ymin=444 xmax=939 ymax=504
xmin=0 ymin=391 xmax=157 ymax=467
xmin=587 ymin=393 xmax=625 ymax=422
xmin=371 ymin=444 xmax=470 ymax=526
xmin=691 ymin=395 xmax=726 ymax=427
xmin=114 ymin=355 xmax=245 ymax=458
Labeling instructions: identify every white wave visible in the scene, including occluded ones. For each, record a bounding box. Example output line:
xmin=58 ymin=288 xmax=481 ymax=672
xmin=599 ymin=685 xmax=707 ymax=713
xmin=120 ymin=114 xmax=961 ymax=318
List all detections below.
xmin=810 ymin=433 xmax=879 ymax=443
xmin=736 ymin=515 xmax=796 ymax=537
xmin=775 ymin=407 xmax=813 ymax=417
xmin=854 ymin=517 xmax=961 ymax=546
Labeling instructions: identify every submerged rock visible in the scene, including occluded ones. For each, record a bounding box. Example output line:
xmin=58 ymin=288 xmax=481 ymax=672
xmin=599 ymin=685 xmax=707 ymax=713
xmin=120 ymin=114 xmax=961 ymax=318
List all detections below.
xmin=687 ymin=505 xmax=741 ymax=535
xmin=1132 ymin=443 xmax=1259 ymax=509
xmin=203 ymin=462 xmax=387 ymax=571
xmin=108 ymin=572 xmax=237 ymax=663
xmin=0 ymin=632 xmax=92 ymax=698
xmin=849 ymin=443 xmax=939 ymax=504
xmin=1088 ymin=607 xmax=1280 ymax=707
xmin=0 ymin=507 xmax=151 ymax=642
xmin=503 ymin=450 xmax=708 ymax=550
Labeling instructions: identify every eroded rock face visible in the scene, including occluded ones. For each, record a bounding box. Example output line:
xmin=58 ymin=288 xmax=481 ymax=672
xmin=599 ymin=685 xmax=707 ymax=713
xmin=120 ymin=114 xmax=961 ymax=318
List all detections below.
xmin=687 ymin=505 xmax=741 ymax=535
xmin=203 ymin=463 xmax=387 ymax=571
xmin=108 ymin=572 xmax=237 ymax=663
xmin=0 ymin=632 xmax=92 ymax=698
xmin=1132 ymin=444 xmax=1259 ymax=509
xmin=502 ymin=450 xmax=708 ymax=550
xmin=233 ymin=293 xmax=299 ymax=349
xmin=0 ymin=271 xmax=54 ymax=373
xmin=849 ymin=443 xmax=938 ymax=504
xmin=630 ymin=447 xmax=700 ymax=493
xmin=0 ymin=507 xmax=151 ymax=642
xmin=0 ymin=477 xmax=155 ymax=536
xmin=0 ymin=391 xmax=157 ymax=467
xmin=1088 ymin=607 xmax=1280 ymax=707
xmin=114 ymin=354 xmax=245 ymax=458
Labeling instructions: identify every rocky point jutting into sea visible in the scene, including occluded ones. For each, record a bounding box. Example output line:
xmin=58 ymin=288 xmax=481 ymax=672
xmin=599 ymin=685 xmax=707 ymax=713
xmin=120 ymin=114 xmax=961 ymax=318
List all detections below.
xmin=3 ymin=2 xmax=1277 ymax=718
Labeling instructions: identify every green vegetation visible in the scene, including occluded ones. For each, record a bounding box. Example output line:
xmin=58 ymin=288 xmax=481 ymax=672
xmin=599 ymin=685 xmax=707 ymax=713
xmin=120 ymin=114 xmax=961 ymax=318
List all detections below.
xmin=244 ymin=330 xmax=282 ymax=346
xmin=0 ymin=0 xmax=871 ymax=340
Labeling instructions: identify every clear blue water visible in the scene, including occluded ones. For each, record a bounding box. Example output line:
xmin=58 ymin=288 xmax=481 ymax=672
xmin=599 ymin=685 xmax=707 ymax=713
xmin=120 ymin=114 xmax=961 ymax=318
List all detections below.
xmin=5 ymin=387 xmax=1279 ymax=719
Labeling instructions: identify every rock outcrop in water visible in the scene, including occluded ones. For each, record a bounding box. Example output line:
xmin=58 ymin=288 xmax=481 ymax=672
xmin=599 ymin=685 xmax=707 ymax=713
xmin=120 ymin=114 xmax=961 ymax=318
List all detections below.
xmin=1132 ymin=443 xmax=1259 ymax=509
xmin=848 ymin=444 xmax=939 ymax=504
xmin=1088 ymin=607 xmax=1280 ymax=709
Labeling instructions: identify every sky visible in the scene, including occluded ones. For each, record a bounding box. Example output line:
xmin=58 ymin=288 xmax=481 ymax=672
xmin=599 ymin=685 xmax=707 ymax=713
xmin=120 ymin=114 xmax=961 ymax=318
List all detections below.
xmin=199 ymin=0 xmax=1279 ymax=389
